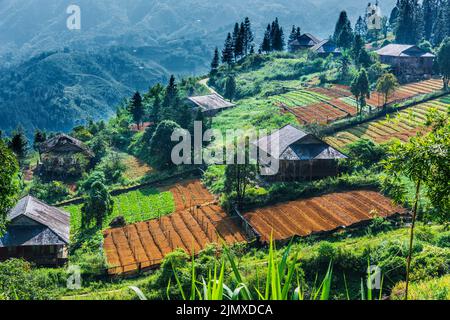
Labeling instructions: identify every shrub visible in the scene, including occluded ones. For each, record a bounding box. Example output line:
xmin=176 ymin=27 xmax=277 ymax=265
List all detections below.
xmin=0 ymin=259 xmax=51 ymax=300
xmin=28 ymin=180 xmax=71 ymax=204
xmin=436 ymin=232 xmax=450 ymax=248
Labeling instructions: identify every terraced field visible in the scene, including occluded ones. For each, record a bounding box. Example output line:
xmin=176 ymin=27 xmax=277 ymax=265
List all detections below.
xmin=325 ymin=95 xmax=449 ymax=149
xmin=65 ymin=179 xmax=214 ymax=232
xmin=274 ymin=79 xmax=444 ymax=125
xmin=104 ymin=204 xmax=247 ymax=275
xmin=243 ymin=190 xmax=407 ymax=242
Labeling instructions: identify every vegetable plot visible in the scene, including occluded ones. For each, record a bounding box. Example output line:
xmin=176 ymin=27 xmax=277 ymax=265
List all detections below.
xmin=324 ymin=96 xmax=449 ymax=148
xmin=243 ymin=190 xmax=407 ymax=242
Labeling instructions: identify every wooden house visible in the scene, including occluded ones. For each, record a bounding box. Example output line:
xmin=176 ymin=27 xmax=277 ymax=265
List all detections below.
xmin=187 ymin=93 xmax=235 ymax=117
xmin=39 ymin=134 xmax=94 ymax=179
xmin=0 ymin=196 xmax=70 ymax=266
xmin=310 ymin=39 xmax=341 ymax=57
xmin=255 ymin=125 xmax=347 ymax=181
xmin=375 ymin=44 xmax=435 ymax=83
xmin=289 ymin=33 xmax=322 ymax=51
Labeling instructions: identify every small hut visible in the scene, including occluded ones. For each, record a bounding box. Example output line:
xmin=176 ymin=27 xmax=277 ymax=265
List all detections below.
xmin=289 ymin=33 xmax=322 ymax=51
xmin=255 ymin=125 xmax=347 ymax=181
xmin=39 ymin=134 xmax=94 ymax=179
xmin=310 ymin=39 xmax=341 ymax=57
xmin=187 ymin=93 xmax=235 ymax=117
xmin=375 ymin=44 xmax=435 ymax=83
xmin=0 ymin=196 xmax=70 ymax=266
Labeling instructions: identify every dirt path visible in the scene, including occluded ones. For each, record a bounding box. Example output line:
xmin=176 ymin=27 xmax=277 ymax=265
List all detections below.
xmin=199 ymin=78 xmax=218 ymax=95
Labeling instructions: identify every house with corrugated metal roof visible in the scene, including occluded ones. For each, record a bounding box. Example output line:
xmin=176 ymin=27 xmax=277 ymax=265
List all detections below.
xmin=310 ymin=39 xmax=341 ymax=57
xmin=255 ymin=125 xmax=347 ymax=181
xmin=187 ymin=93 xmax=235 ymax=117
xmin=289 ymin=33 xmax=322 ymax=51
xmin=0 ymin=196 xmax=70 ymax=266
xmin=375 ymin=44 xmax=436 ymax=83
xmin=38 ymin=134 xmax=94 ymax=180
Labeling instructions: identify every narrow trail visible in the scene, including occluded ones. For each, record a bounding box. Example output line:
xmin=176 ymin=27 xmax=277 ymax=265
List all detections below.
xmin=199 ymin=78 xmax=218 ymax=95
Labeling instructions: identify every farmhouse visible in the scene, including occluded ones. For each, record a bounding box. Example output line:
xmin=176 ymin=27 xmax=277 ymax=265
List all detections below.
xmin=289 ymin=33 xmax=322 ymax=51
xmin=187 ymin=93 xmax=235 ymax=117
xmin=0 ymin=196 xmax=70 ymax=266
xmin=375 ymin=44 xmax=435 ymax=83
xmin=39 ymin=134 xmax=94 ymax=179
xmin=310 ymin=39 xmax=341 ymax=57
xmin=256 ymin=125 xmax=347 ymax=181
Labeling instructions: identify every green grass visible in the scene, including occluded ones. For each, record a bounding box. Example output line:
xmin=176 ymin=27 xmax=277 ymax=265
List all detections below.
xmin=391 ymin=275 xmax=450 ymax=300
xmin=65 ymin=186 xmax=175 ymax=233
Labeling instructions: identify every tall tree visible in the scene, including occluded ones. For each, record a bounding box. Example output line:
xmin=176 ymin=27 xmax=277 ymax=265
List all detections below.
xmin=161 ymin=75 xmax=180 ymax=122
xmin=389 ymin=0 xmax=401 ymax=30
xmin=128 ymin=92 xmax=144 ymax=130
xmin=0 ymin=140 xmax=19 ymax=235
xmin=351 ymin=68 xmax=371 ymax=116
xmin=333 ymin=11 xmax=351 ymax=42
xmin=355 ymin=16 xmax=368 ymax=38
xmin=148 ymin=120 xmax=182 ymax=170
xmin=271 ymin=18 xmax=285 ymax=51
xmin=352 ymin=34 xmax=365 ymax=62
xmin=358 ymin=48 xmax=373 ymax=68
xmin=432 ymin=7 xmax=448 ymax=46
xmin=383 ymin=114 xmax=449 ymax=300
xmin=422 ymin=0 xmax=438 ymax=41
xmin=224 ymin=75 xmax=237 ymax=102
xmin=395 ymin=0 xmax=422 ymax=44
xmin=261 ymin=24 xmax=272 ymax=53
xmin=288 ymin=25 xmax=297 ymax=52
xmin=437 ymin=37 xmax=450 ymax=90
xmin=33 ymin=129 xmax=47 ymax=161
xmin=210 ymin=47 xmax=220 ymax=75
xmin=8 ymin=127 xmax=28 ymax=160
xmin=376 ymin=73 xmax=399 ymax=108
xmin=222 ymin=33 xmax=234 ymax=65
xmin=232 ymin=23 xmax=244 ymax=60
xmin=243 ymin=17 xmax=254 ymax=55
xmin=81 ymin=181 xmax=114 ymax=229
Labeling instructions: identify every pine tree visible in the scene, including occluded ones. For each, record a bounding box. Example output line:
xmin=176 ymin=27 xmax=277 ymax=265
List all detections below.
xmin=355 ymin=16 xmax=368 ymax=38
xmin=129 ymin=91 xmax=144 ymax=130
xmin=271 ymin=18 xmax=285 ymax=51
xmin=8 ymin=127 xmax=28 ymax=159
xmin=296 ymin=27 xmax=301 ymax=39
xmin=224 ymin=75 xmax=237 ymax=102
xmin=395 ymin=0 xmax=422 ymax=44
xmin=432 ymin=7 xmax=448 ymax=46
xmin=161 ymin=75 xmax=178 ymax=121
xmin=389 ymin=0 xmax=401 ymax=31
xmin=333 ymin=11 xmax=351 ymax=42
xmin=437 ymin=37 xmax=450 ymax=90
xmin=261 ymin=24 xmax=272 ymax=53
xmin=352 ymin=34 xmax=365 ymax=62
xmin=288 ymin=25 xmax=297 ymax=52
xmin=222 ymin=33 xmax=234 ymax=65
xmin=210 ymin=47 xmax=220 ymax=75
xmin=243 ymin=17 xmax=254 ymax=55
xmin=232 ymin=23 xmax=243 ymax=60
xmin=423 ymin=0 xmax=438 ymax=41
xmin=337 ymin=19 xmax=354 ymax=49
xmin=33 ymin=129 xmax=47 ymax=161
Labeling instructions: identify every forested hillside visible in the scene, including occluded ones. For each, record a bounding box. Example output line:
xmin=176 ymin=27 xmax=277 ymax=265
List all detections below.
xmin=0 ymin=0 xmax=396 ymax=136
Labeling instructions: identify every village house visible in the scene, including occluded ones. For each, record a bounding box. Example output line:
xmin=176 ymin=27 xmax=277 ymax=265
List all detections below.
xmin=310 ymin=39 xmax=341 ymax=57
xmin=39 ymin=134 xmax=94 ymax=179
xmin=187 ymin=93 xmax=236 ymax=117
xmin=375 ymin=44 xmax=436 ymax=83
xmin=0 ymin=196 xmax=70 ymax=266
xmin=288 ymin=33 xmax=322 ymax=51
xmin=255 ymin=125 xmax=347 ymax=181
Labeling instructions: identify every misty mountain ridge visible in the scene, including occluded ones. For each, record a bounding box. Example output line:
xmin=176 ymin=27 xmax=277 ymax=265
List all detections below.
xmin=0 ymin=0 xmax=397 ymax=136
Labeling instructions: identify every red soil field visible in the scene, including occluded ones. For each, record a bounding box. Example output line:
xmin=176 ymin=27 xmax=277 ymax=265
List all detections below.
xmin=168 ymin=179 xmax=216 ymax=211
xmin=104 ymin=203 xmax=246 ymax=275
xmin=243 ymin=190 xmax=407 ymax=242
xmin=281 ymin=79 xmax=443 ymax=125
